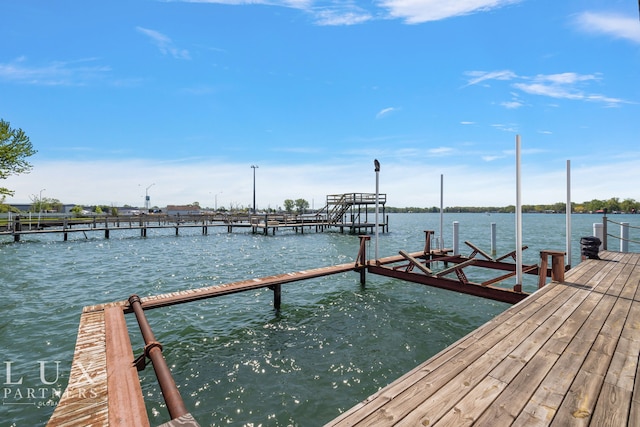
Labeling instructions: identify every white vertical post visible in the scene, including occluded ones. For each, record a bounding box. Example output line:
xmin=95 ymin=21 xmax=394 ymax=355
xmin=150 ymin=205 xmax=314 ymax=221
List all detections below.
xmin=491 ymin=223 xmax=497 ymax=257
xmin=374 ymin=159 xmax=380 ymax=261
xmin=439 ymin=174 xmax=444 ymax=251
xmin=453 ymin=221 xmax=459 ymax=255
xmin=566 ymin=160 xmax=572 ymax=267
xmin=515 ymin=135 xmax=523 ymax=286
xmin=593 ymin=223 xmax=604 ymax=250
xmin=621 ymin=222 xmax=629 ymax=252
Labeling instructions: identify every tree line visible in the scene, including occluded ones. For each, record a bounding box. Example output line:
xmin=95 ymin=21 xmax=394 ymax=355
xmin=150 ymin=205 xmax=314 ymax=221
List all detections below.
xmin=383 ymin=197 xmax=639 ymax=214
xmin=1 ymin=120 xmax=638 ymax=216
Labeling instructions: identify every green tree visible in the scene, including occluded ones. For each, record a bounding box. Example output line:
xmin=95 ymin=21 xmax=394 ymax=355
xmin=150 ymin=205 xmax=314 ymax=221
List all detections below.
xmin=284 ymin=199 xmax=295 ymax=213
xmin=0 ymin=195 xmax=19 ymax=213
xmin=294 ymin=198 xmax=309 ymax=213
xmin=70 ymin=205 xmax=84 ymax=217
xmin=0 ymin=120 xmax=37 ymax=196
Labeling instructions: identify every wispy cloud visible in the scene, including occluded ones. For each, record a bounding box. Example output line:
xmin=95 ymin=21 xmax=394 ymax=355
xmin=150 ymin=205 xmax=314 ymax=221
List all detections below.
xmin=0 ymin=57 xmax=111 ymax=86
xmin=137 ymin=27 xmax=191 ymax=59
xmin=380 ymin=0 xmax=522 ymax=24
xmin=313 ymin=7 xmax=373 ymax=26
xmin=463 ymin=70 xmax=518 ymax=87
xmin=481 ymin=155 xmax=504 ymax=161
xmin=428 ymin=146 xmax=454 ymax=156
xmin=466 ymin=70 xmax=629 ymax=108
xmin=573 ymin=11 xmax=640 ymax=44
xmin=174 ymin=0 xmax=522 ymax=26
xmin=376 ymin=107 xmax=398 ymax=119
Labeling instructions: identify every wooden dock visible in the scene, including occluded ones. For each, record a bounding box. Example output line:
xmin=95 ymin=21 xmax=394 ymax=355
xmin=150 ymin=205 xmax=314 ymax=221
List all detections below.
xmin=327 ymin=250 xmax=640 ymax=426
xmin=1 ymin=212 xmax=387 ymax=241
xmin=47 ymin=261 xmax=361 ymax=427
xmin=48 ymin=248 xmax=640 ymax=426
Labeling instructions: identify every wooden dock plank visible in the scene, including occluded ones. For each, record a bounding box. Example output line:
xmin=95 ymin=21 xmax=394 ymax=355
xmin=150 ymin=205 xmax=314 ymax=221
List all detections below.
xmin=47 ymin=311 xmax=109 ymax=426
xmin=327 ymin=251 xmax=640 ymax=427
xmin=329 ymin=280 xmax=577 ymax=426
xmin=104 ymin=307 xmax=150 ymax=427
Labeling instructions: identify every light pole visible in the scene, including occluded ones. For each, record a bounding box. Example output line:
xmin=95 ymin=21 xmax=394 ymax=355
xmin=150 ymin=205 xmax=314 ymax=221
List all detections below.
xmin=145 ymin=183 xmax=155 ymax=212
xmin=215 ymin=191 xmax=223 ymax=211
xmin=251 ymin=165 xmax=258 ymax=214
xmin=37 ymin=188 xmax=46 ymax=228
xmin=374 ymin=159 xmax=380 ymax=261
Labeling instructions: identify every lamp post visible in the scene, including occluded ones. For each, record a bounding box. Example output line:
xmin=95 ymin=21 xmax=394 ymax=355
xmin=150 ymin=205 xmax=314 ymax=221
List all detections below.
xmin=374 ymin=159 xmax=380 ymax=261
xmin=145 ymin=183 xmax=155 ymax=213
xmin=251 ymin=165 xmax=258 ymax=214
xmin=215 ymin=191 xmax=223 ymax=211
xmin=37 ymin=188 xmax=46 ymax=228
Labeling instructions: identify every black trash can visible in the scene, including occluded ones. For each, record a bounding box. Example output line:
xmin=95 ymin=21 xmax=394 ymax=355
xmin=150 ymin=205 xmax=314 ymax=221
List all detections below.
xmin=580 ymin=236 xmax=601 ymax=260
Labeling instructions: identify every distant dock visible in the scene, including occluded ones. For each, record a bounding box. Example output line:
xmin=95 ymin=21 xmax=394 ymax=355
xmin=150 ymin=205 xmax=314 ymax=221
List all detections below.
xmin=1 ymin=193 xmax=389 ymax=241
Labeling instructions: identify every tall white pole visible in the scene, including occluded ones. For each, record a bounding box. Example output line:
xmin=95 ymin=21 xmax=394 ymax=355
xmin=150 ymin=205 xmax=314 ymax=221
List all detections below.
xmin=566 ymin=160 xmax=572 ymax=267
xmin=515 ymin=135 xmax=523 ymax=286
xmin=374 ymin=159 xmax=380 ymax=261
xmin=37 ymin=188 xmax=45 ymax=228
xmin=439 ymin=174 xmax=444 ymax=251
xmin=251 ymin=165 xmax=259 ymax=214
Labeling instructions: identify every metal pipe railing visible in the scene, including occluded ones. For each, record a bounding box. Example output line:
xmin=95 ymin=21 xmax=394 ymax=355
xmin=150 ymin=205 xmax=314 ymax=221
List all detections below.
xmin=128 ymin=294 xmax=188 ymax=420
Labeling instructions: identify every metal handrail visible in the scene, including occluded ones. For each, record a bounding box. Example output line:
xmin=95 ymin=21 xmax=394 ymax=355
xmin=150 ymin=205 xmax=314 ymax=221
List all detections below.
xmin=128 ymin=295 xmax=189 ymax=420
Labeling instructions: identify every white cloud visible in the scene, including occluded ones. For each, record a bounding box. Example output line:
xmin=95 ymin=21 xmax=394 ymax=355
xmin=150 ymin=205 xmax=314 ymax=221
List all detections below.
xmin=175 ymin=0 xmax=523 ymax=26
xmin=136 ymin=27 xmax=191 ymax=59
xmin=380 ymin=0 xmax=522 ymax=24
xmin=6 ymin=154 xmax=640 ymax=208
xmin=313 ymin=8 xmax=373 ymax=25
xmin=463 ymin=70 xmax=518 ymax=87
xmin=481 ymin=155 xmax=503 ymax=161
xmin=466 ymin=70 xmax=629 ymax=108
xmin=428 ymin=147 xmax=454 ymax=156
xmin=574 ymin=12 xmax=640 ymax=44
xmin=500 ymin=100 xmax=523 ymax=109
xmin=0 ymin=57 xmax=111 ymax=86
xmin=376 ymin=107 xmax=398 ymax=119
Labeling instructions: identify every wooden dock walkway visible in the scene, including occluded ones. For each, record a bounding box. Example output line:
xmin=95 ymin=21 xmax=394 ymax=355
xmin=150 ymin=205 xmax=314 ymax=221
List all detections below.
xmin=327 ymin=250 xmax=640 ymax=426
xmin=48 ymin=249 xmax=640 ymax=426
xmin=1 ymin=213 xmax=387 ymax=241
xmin=47 ymin=261 xmax=361 ymax=427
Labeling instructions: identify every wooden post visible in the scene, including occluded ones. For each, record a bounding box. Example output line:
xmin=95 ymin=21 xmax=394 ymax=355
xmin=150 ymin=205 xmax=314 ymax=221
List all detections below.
xmin=424 ymin=230 xmax=434 ymax=256
xmin=538 ymin=250 xmax=565 ymax=288
xmin=602 ymin=209 xmax=608 ymax=250
xmin=356 ymin=235 xmax=370 ymax=286
xmin=272 ymin=284 xmax=281 ymax=310
xmin=13 ymin=216 xmax=21 ymax=242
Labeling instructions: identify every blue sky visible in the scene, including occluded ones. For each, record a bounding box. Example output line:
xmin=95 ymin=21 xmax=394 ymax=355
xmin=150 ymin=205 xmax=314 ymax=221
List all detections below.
xmin=2 ymin=0 xmax=639 ymax=209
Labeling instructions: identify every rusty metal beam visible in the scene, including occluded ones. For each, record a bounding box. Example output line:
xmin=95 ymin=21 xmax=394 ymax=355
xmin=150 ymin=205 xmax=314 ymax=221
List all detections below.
xmin=367 ymin=264 xmax=529 ymax=304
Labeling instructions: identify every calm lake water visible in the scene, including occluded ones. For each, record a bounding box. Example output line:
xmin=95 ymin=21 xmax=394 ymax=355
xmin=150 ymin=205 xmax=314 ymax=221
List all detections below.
xmin=1 ymin=212 xmax=638 ymax=426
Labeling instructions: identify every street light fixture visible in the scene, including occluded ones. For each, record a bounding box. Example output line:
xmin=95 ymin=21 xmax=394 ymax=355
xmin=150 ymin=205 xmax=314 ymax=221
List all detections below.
xmin=215 ymin=191 xmax=223 ymax=211
xmin=145 ymin=183 xmax=155 ymax=212
xmin=37 ymin=188 xmax=46 ymax=228
xmin=251 ymin=165 xmax=259 ymax=214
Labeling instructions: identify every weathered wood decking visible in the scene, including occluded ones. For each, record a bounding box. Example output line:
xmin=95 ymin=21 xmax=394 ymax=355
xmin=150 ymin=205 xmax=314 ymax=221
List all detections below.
xmin=327 ymin=250 xmax=640 ymax=426
xmin=48 ymin=250 xmax=640 ymax=426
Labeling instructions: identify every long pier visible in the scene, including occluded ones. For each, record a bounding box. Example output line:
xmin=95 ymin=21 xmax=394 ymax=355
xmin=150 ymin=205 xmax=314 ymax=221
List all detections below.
xmin=0 ymin=212 xmax=388 ymax=242
xmin=46 ymin=236 xmax=640 ymax=426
